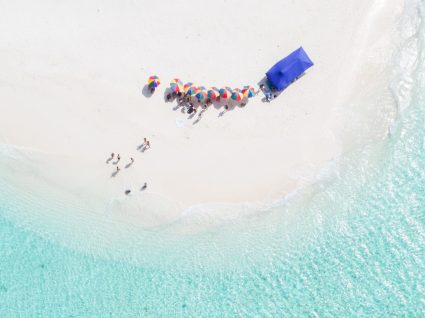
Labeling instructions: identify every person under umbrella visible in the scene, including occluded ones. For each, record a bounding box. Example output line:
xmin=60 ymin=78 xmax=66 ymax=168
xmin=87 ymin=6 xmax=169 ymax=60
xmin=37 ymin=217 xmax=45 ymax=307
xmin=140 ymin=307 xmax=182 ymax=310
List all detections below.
xmin=148 ymin=75 xmax=160 ymax=93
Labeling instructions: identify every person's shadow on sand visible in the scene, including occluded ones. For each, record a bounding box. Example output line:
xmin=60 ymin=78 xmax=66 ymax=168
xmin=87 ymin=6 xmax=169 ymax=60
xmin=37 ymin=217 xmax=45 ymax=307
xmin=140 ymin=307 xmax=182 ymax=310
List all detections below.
xmin=111 ymin=170 xmax=119 ymax=178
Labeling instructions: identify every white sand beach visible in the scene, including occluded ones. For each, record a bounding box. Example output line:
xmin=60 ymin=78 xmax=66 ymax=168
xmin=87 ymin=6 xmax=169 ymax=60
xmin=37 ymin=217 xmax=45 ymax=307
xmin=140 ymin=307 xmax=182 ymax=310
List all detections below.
xmin=0 ymin=0 xmax=404 ymax=226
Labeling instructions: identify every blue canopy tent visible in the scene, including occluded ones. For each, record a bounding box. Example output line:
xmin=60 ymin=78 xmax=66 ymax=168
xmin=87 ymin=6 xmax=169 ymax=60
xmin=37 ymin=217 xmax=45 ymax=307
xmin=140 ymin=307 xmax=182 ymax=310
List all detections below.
xmin=266 ymin=47 xmax=314 ymax=91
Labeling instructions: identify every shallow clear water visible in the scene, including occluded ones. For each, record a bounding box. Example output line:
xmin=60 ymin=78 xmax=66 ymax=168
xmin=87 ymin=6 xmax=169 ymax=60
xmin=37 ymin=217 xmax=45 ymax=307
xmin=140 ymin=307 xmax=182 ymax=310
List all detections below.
xmin=2 ymin=2 xmax=425 ymax=317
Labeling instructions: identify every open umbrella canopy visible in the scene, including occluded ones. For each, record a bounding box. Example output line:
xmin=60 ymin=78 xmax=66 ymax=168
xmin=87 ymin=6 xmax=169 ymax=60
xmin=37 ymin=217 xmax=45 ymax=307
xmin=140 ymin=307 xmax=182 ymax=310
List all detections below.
xmin=207 ymin=88 xmax=220 ymax=99
xmin=195 ymin=90 xmax=207 ymax=101
xmin=186 ymin=86 xmax=198 ymax=96
xmin=231 ymin=90 xmax=244 ymax=101
xmin=148 ymin=75 xmax=160 ymax=88
xmin=184 ymin=82 xmax=194 ymax=90
xmin=184 ymin=83 xmax=196 ymax=94
xmin=170 ymin=78 xmax=183 ymax=93
xmin=198 ymin=86 xmax=206 ymax=91
xmin=242 ymin=86 xmax=256 ymax=98
xmin=219 ymin=87 xmax=232 ymax=99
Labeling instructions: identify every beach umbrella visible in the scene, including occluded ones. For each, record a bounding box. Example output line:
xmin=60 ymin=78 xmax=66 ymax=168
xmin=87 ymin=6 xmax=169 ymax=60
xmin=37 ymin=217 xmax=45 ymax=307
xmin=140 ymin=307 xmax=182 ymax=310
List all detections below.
xmin=207 ymin=88 xmax=220 ymax=100
xmin=198 ymin=86 xmax=206 ymax=91
xmin=148 ymin=75 xmax=160 ymax=88
xmin=195 ymin=90 xmax=207 ymax=101
xmin=186 ymin=86 xmax=198 ymax=96
xmin=170 ymin=78 xmax=183 ymax=93
xmin=184 ymin=83 xmax=196 ymax=94
xmin=184 ymin=82 xmax=194 ymax=90
xmin=231 ymin=90 xmax=244 ymax=101
xmin=242 ymin=86 xmax=256 ymax=98
xmin=219 ymin=87 xmax=232 ymax=99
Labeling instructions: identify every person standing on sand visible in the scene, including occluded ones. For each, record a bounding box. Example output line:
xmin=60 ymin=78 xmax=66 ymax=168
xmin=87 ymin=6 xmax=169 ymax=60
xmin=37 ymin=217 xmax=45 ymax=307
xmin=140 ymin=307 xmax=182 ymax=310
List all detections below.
xmin=117 ymin=154 xmax=121 ymax=162
xmin=141 ymin=182 xmax=147 ymax=190
xmin=116 ymin=166 xmax=120 ymax=172
xmin=146 ymin=141 xmax=150 ymax=149
xmin=111 ymin=153 xmax=115 ymax=159
xmin=130 ymin=157 xmax=134 ymax=163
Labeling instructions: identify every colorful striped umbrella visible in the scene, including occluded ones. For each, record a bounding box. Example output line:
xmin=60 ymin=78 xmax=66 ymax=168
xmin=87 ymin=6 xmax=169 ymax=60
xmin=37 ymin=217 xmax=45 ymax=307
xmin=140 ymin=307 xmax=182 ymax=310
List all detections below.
xmin=186 ymin=86 xmax=198 ymax=96
xmin=170 ymin=78 xmax=183 ymax=93
xmin=184 ymin=82 xmax=194 ymax=90
xmin=195 ymin=90 xmax=207 ymax=101
xmin=242 ymin=86 xmax=256 ymax=98
xmin=184 ymin=83 xmax=196 ymax=94
xmin=231 ymin=90 xmax=244 ymax=101
xmin=219 ymin=87 xmax=232 ymax=99
xmin=198 ymin=86 xmax=206 ymax=91
xmin=207 ymin=88 xmax=220 ymax=99
xmin=148 ymin=75 xmax=160 ymax=88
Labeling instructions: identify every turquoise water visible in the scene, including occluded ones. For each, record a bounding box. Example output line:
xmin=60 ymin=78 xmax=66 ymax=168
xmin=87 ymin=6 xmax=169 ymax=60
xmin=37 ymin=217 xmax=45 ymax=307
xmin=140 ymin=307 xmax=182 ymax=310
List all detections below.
xmin=2 ymin=4 xmax=425 ymax=318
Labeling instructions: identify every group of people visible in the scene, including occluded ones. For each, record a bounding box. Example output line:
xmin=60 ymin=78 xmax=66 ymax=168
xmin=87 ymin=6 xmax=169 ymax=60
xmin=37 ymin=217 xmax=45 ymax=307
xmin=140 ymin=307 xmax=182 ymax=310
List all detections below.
xmin=106 ymin=138 xmax=151 ymax=195
xmin=260 ymin=84 xmax=277 ymax=102
xmin=166 ymin=90 xmax=250 ymax=118
xmin=166 ymin=91 xmax=209 ymax=114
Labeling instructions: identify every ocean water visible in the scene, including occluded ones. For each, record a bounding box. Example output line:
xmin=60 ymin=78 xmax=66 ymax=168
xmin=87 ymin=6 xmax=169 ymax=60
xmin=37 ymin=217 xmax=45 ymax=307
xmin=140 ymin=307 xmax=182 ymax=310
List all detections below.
xmin=2 ymin=2 xmax=425 ymax=318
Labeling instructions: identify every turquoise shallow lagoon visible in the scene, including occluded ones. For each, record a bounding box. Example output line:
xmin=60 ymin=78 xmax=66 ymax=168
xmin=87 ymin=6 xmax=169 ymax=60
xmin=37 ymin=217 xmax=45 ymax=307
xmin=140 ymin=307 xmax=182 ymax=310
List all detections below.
xmin=2 ymin=2 xmax=425 ymax=317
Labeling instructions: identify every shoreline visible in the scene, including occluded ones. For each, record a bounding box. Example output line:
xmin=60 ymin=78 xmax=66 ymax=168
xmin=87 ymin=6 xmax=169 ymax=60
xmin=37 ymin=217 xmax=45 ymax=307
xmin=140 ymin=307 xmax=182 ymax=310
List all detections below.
xmin=0 ymin=0 xmax=404 ymax=227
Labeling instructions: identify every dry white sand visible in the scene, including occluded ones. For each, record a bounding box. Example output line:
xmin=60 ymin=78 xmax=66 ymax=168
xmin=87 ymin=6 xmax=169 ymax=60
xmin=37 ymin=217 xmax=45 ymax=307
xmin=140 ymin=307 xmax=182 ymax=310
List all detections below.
xmin=0 ymin=0 xmax=404 ymax=225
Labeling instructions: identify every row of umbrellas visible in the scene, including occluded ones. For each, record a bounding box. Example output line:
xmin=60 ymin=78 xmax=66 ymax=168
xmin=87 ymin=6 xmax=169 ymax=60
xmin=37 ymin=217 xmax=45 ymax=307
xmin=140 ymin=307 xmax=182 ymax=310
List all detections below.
xmin=148 ymin=76 xmax=256 ymax=102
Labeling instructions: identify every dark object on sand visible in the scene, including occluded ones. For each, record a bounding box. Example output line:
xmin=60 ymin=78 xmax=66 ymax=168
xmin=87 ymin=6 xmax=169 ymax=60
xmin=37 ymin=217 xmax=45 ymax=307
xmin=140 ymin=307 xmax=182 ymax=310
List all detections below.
xmin=266 ymin=47 xmax=314 ymax=91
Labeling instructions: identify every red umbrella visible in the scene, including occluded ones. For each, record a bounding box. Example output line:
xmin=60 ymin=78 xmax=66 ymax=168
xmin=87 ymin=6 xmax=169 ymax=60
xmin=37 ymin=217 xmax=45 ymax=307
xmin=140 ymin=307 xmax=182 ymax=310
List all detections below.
xmin=220 ymin=87 xmax=232 ymax=99
xmin=231 ymin=90 xmax=244 ymax=101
